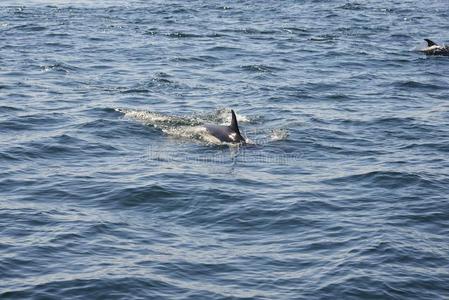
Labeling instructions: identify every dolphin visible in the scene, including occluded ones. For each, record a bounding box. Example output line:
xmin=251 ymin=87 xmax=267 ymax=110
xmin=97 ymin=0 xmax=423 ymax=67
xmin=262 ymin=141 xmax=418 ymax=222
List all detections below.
xmin=420 ymin=39 xmax=449 ymax=56
xmin=204 ymin=110 xmax=246 ymax=144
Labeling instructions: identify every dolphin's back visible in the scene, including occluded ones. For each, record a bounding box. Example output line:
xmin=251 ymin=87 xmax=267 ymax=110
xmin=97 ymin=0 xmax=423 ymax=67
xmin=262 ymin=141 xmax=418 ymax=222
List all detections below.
xmin=204 ymin=124 xmax=236 ymax=143
xmin=204 ymin=110 xmax=245 ymax=143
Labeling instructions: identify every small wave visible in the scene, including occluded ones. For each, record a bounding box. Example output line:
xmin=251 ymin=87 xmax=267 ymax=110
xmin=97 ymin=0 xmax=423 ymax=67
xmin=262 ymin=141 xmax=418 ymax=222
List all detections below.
xmin=242 ymin=28 xmax=278 ymax=35
xmin=171 ymin=7 xmax=199 ymax=14
xmin=391 ymin=80 xmax=445 ymax=90
xmin=166 ymin=32 xmax=202 ymax=38
xmin=399 ymin=142 xmax=449 ymax=153
xmin=171 ymin=55 xmax=218 ymax=63
xmin=5 ymin=134 xmax=118 ymax=161
xmin=1 ymin=277 xmax=183 ymax=300
xmin=282 ymin=27 xmax=309 ymax=34
xmin=390 ymin=33 xmax=412 ymax=40
xmin=144 ymin=29 xmax=158 ymax=36
xmin=43 ymin=42 xmax=73 ymax=49
xmin=324 ymin=170 xmax=433 ymax=189
xmin=11 ymin=24 xmax=47 ymax=32
xmin=45 ymin=32 xmax=70 ymax=38
xmin=40 ymin=62 xmax=79 ymax=74
xmin=373 ymin=116 xmax=416 ymax=126
xmin=340 ymin=116 xmax=416 ymax=127
xmin=118 ymin=73 xmax=185 ymax=94
xmin=149 ymin=71 xmax=166 ymax=78
xmin=222 ymin=27 xmax=278 ymax=35
xmin=0 ymin=105 xmax=22 ymax=113
xmin=0 ymin=151 xmax=20 ymax=162
xmin=324 ymin=93 xmax=353 ymax=100
xmin=0 ymin=113 xmax=65 ymax=131
xmin=207 ymin=45 xmax=241 ymax=52
xmin=310 ymin=34 xmax=338 ymax=42
xmin=337 ymin=2 xmax=366 ymax=10
xmin=241 ymin=64 xmax=281 ymax=73
xmin=112 ymin=185 xmax=179 ymax=208
xmin=119 ymin=88 xmax=151 ymax=94
xmin=77 ymin=119 xmax=120 ymax=130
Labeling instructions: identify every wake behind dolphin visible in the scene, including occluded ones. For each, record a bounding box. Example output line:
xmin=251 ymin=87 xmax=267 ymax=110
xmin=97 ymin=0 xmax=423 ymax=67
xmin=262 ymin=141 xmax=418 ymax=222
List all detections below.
xmin=116 ymin=108 xmax=288 ymax=146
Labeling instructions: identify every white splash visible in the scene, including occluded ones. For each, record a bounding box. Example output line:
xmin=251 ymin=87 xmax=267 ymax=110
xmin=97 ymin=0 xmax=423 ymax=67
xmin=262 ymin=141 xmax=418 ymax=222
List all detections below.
xmin=115 ymin=108 xmax=262 ymax=146
xmin=117 ymin=108 xmax=172 ymax=125
xmin=269 ymin=129 xmax=289 ymax=141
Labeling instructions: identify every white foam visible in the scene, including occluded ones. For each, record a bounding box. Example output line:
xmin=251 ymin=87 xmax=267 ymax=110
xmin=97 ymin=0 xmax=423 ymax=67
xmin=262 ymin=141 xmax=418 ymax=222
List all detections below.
xmin=116 ymin=108 xmax=256 ymax=145
xmin=162 ymin=125 xmax=224 ymax=145
xmin=214 ymin=108 xmax=250 ymax=125
xmin=269 ymin=129 xmax=289 ymax=141
xmin=118 ymin=109 xmax=172 ymax=125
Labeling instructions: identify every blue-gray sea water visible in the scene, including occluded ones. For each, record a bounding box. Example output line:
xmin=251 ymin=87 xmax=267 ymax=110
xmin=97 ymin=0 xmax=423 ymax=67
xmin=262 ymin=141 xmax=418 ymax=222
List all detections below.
xmin=1 ymin=1 xmax=449 ymax=299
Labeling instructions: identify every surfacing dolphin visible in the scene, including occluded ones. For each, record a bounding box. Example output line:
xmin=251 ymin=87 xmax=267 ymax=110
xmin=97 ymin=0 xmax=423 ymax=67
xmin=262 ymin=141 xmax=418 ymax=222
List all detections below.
xmin=420 ymin=39 xmax=449 ymax=56
xmin=205 ymin=109 xmax=246 ymax=144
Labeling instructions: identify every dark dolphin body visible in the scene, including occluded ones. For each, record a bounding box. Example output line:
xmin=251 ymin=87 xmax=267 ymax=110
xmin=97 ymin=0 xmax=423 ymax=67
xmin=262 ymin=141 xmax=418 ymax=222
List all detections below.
xmin=205 ymin=110 xmax=246 ymax=144
xmin=421 ymin=39 xmax=449 ymax=56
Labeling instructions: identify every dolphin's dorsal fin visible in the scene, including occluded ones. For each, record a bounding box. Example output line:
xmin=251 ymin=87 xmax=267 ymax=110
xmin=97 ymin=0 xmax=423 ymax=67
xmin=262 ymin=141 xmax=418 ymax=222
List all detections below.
xmin=230 ymin=109 xmax=241 ymax=135
xmin=424 ymin=39 xmax=438 ymax=47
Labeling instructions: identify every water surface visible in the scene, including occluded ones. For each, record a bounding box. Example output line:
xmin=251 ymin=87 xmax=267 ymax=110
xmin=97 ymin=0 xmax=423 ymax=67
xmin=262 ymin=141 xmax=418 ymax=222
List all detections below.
xmin=1 ymin=1 xmax=449 ymax=299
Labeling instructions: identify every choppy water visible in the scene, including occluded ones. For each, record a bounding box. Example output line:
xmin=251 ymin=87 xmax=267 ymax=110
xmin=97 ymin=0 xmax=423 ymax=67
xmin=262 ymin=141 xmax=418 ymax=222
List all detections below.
xmin=1 ymin=1 xmax=449 ymax=299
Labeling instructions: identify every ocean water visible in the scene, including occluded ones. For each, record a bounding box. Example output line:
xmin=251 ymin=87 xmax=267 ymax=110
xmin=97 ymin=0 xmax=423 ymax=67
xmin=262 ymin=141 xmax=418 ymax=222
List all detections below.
xmin=1 ymin=0 xmax=449 ymax=299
